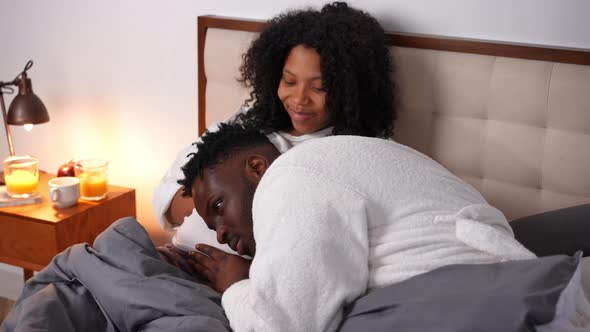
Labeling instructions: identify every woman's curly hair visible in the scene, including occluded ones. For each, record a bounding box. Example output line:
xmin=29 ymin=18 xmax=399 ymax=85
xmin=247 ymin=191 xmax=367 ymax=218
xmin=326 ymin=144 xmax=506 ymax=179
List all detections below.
xmin=235 ymin=2 xmax=397 ymax=139
xmin=237 ymin=2 xmax=397 ymax=138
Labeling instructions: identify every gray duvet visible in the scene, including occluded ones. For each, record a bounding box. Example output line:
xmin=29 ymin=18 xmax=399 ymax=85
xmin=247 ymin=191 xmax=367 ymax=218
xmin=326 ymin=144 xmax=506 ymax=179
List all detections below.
xmin=1 ymin=217 xmax=230 ymax=332
xmin=2 ymin=217 xmax=586 ymax=332
xmin=339 ymin=252 xmax=585 ymax=331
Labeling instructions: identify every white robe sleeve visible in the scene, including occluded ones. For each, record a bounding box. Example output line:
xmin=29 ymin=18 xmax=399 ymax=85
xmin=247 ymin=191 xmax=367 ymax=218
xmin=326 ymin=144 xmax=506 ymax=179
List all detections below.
xmin=222 ymin=168 xmax=370 ymax=332
xmin=152 ymin=142 xmax=197 ymax=231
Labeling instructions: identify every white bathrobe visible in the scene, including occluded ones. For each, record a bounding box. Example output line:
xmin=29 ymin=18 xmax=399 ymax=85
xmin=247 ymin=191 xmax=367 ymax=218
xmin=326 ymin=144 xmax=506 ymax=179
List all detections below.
xmin=222 ymin=136 xmax=535 ymax=332
xmin=152 ymin=116 xmax=332 ymax=253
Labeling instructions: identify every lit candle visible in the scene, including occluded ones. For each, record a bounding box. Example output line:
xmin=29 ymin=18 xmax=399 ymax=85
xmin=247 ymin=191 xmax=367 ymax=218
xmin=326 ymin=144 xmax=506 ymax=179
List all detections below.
xmin=5 ymin=169 xmax=39 ymax=195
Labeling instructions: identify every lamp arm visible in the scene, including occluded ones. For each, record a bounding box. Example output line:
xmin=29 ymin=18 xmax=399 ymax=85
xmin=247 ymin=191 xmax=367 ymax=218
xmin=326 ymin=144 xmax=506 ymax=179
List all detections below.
xmin=0 ymin=89 xmax=15 ymax=156
xmin=0 ymin=80 xmax=16 ymax=90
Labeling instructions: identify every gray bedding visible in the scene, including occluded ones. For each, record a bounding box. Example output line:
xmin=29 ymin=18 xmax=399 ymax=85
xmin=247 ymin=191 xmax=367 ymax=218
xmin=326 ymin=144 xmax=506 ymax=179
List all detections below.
xmin=339 ymin=252 xmax=585 ymax=332
xmin=1 ymin=217 xmax=230 ymax=332
xmin=2 ymin=217 xmax=586 ymax=332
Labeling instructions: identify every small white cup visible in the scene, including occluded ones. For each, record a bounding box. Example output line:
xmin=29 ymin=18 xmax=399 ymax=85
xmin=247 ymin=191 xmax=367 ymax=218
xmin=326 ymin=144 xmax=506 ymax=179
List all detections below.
xmin=48 ymin=177 xmax=80 ymax=208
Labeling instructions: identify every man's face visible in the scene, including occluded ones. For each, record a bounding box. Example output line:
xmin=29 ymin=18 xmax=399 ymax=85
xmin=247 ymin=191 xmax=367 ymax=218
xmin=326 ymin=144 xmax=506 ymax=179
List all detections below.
xmin=192 ymin=160 xmax=257 ymax=257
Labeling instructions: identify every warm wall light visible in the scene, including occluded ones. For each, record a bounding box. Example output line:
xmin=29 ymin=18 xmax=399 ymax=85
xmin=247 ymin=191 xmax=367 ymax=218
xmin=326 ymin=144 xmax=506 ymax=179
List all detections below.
xmin=0 ymin=60 xmax=50 ymax=156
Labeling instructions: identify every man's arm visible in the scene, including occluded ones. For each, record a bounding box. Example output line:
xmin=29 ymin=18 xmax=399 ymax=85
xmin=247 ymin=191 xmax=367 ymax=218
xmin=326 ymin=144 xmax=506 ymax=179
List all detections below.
xmin=222 ymin=168 xmax=370 ymax=332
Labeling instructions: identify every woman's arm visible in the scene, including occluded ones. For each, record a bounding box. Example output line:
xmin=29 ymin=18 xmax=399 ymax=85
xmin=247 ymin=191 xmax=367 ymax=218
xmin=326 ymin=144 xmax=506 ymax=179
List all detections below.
xmin=153 ymin=108 xmax=248 ymax=230
xmin=163 ymin=189 xmax=195 ymax=227
xmin=152 ymin=142 xmax=198 ymax=230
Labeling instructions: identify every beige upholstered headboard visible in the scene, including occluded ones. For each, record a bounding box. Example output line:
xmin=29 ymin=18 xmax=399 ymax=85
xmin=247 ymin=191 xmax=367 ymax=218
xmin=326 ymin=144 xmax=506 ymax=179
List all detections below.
xmin=197 ymin=15 xmax=590 ymax=220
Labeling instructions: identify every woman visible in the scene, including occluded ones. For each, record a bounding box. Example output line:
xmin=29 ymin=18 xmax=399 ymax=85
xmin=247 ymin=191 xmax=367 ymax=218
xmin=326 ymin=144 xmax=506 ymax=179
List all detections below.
xmin=154 ymin=2 xmax=397 ymax=258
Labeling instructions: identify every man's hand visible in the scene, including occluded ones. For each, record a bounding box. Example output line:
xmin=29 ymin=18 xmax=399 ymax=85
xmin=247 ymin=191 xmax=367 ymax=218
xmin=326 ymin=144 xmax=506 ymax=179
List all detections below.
xmin=190 ymin=244 xmax=251 ymax=293
xmin=156 ymin=244 xmax=204 ymax=282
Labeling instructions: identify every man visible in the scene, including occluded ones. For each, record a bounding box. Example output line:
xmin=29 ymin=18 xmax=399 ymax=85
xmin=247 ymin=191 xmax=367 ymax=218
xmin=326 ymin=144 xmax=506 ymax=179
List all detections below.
xmin=178 ymin=123 xmax=535 ymax=332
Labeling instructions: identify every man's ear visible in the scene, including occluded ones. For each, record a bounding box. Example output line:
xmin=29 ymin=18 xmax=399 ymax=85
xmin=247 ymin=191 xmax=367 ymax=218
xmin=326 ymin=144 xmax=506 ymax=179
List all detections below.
xmin=245 ymin=155 xmax=269 ymax=183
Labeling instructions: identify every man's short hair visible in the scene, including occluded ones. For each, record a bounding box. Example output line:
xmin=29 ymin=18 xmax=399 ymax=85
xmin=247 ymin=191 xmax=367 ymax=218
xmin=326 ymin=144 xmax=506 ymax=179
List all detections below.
xmin=178 ymin=122 xmax=272 ymax=197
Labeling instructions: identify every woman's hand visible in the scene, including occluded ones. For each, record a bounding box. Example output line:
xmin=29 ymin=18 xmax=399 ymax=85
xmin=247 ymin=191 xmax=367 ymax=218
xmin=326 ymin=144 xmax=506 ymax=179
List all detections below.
xmin=190 ymin=244 xmax=251 ymax=293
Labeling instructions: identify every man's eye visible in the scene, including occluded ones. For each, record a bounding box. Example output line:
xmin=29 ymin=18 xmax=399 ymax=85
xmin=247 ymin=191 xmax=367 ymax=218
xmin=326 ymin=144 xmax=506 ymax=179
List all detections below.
xmin=214 ymin=199 xmax=223 ymax=211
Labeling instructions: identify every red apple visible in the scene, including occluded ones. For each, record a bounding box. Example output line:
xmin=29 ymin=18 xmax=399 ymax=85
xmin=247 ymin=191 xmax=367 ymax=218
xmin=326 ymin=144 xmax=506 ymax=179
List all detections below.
xmin=57 ymin=161 xmax=76 ymax=177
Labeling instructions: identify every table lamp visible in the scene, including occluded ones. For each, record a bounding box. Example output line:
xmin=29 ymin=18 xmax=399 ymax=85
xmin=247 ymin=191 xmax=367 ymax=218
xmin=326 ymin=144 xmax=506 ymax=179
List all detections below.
xmin=0 ymin=60 xmax=50 ymax=184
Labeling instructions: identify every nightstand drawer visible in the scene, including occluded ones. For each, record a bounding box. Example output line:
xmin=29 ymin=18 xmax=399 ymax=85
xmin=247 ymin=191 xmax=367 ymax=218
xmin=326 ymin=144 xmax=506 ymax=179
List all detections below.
xmin=0 ymin=216 xmax=57 ymax=270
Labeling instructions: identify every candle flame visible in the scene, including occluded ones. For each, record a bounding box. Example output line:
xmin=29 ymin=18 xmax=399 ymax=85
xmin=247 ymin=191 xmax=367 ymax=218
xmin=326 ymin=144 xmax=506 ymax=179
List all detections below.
xmin=24 ymin=124 xmax=34 ymax=132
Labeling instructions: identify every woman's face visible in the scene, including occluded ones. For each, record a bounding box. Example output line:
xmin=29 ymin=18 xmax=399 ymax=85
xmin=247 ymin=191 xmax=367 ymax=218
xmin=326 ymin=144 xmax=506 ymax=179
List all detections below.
xmin=277 ymin=45 xmax=330 ymax=136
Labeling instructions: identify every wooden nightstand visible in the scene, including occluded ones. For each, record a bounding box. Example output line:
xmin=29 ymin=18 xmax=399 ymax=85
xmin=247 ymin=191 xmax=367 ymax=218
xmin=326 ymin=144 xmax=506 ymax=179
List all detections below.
xmin=0 ymin=172 xmax=136 ymax=282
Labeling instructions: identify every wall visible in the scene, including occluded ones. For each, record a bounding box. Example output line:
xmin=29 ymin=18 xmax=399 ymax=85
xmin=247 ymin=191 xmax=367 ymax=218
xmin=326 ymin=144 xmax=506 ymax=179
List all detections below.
xmin=0 ymin=0 xmax=588 ymax=300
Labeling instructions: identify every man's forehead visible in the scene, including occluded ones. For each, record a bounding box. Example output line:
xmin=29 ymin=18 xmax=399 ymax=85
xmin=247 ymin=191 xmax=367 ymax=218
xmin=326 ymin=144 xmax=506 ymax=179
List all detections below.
xmin=193 ymin=163 xmax=236 ymax=194
xmin=193 ymin=169 xmax=214 ymax=195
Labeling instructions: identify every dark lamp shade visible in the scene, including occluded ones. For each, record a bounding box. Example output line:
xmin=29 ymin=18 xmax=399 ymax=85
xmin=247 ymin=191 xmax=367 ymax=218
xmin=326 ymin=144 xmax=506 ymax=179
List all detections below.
xmin=6 ymin=77 xmax=50 ymax=125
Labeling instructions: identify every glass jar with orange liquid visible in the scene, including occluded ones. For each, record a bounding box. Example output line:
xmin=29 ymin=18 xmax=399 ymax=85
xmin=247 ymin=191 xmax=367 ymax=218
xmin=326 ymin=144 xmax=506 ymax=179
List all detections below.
xmin=2 ymin=156 xmax=39 ymax=198
xmin=75 ymin=159 xmax=108 ymax=201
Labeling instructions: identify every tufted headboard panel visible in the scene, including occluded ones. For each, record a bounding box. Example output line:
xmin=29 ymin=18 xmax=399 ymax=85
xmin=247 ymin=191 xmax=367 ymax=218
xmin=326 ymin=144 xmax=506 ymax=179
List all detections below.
xmin=197 ymin=16 xmax=590 ymax=220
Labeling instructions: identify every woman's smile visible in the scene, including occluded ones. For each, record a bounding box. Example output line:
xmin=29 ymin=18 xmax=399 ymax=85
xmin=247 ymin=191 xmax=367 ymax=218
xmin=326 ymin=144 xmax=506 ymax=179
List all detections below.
xmin=289 ymin=109 xmax=315 ymax=121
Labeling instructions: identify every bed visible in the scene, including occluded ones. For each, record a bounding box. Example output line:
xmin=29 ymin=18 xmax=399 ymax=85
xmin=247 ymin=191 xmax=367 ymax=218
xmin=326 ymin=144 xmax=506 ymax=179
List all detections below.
xmin=195 ymin=15 xmax=590 ymax=330
xmin=3 ymin=14 xmax=590 ymax=332
xmin=198 ymin=14 xmax=590 ymax=257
